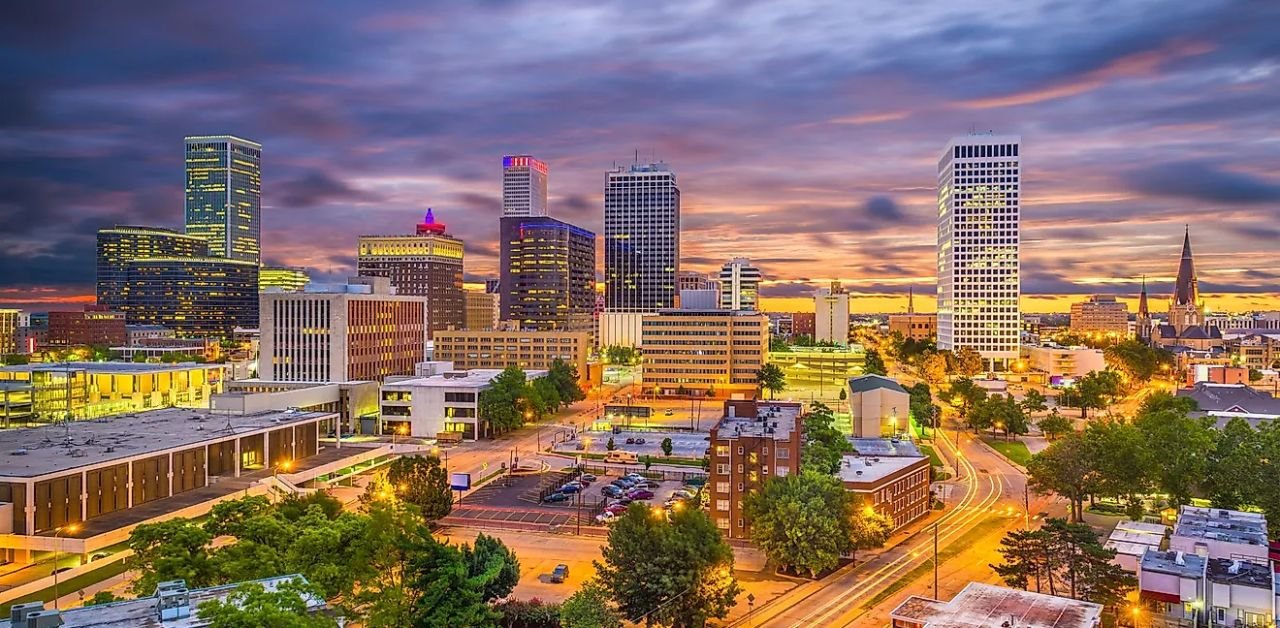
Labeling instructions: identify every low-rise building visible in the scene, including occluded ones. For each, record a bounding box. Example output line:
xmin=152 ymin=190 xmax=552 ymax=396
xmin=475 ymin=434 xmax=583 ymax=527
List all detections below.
xmin=380 ymin=368 xmax=547 ymax=440
xmin=124 ymin=324 xmax=175 ymax=345
xmin=768 ymin=345 xmax=866 ymax=399
xmin=431 ymin=328 xmax=592 ymax=385
xmin=0 ymin=574 xmax=326 ymax=627
xmin=707 ymin=400 xmax=802 ymax=538
xmin=1184 ymin=365 xmax=1249 ymax=388
xmin=1023 ymin=344 xmax=1106 ymax=381
xmin=1204 ymin=558 xmax=1277 ymax=628
xmin=1227 ymin=332 xmax=1280 ymax=371
xmin=1177 ymin=383 xmax=1280 ymax=428
xmin=465 ymin=289 xmax=499 ymax=331
xmin=47 ymin=306 xmax=127 ymax=347
xmin=1105 ymin=519 xmax=1167 ymax=573
xmin=1137 ymin=549 xmax=1208 ymax=626
xmin=1169 ymin=506 xmax=1270 ymax=564
xmin=847 ymin=374 xmax=910 ymax=438
xmin=0 ymin=362 xmax=225 ymax=421
xmin=640 ymin=309 xmax=769 ymax=398
xmin=841 ymin=437 xmax=930 ymax=531
xmin=215 ymin=379 xmax=381 ymax=436
xmin=891 ymin=582 xmax=1102 ymax=628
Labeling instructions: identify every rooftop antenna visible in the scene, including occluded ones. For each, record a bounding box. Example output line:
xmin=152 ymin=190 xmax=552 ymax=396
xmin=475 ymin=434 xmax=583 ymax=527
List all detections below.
xmin=634 ymin=148 xmax=639 ymax=165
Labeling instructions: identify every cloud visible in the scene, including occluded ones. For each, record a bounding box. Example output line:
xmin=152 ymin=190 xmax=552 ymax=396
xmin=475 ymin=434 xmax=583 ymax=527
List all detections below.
xmin=864 ymin=196 xmax=905 ymax=223
xmin=1125 ymin=161 xmax=1280 ymax=203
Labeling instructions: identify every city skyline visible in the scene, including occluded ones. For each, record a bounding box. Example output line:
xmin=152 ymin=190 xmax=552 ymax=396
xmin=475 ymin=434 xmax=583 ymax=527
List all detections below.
xmin=1 ymin=1 xmax=1277 ymax=314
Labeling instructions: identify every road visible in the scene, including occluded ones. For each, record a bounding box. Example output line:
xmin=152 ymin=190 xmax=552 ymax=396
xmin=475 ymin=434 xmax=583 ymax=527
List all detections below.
xmin=750 ymin=421 xmax=1066 ymax=628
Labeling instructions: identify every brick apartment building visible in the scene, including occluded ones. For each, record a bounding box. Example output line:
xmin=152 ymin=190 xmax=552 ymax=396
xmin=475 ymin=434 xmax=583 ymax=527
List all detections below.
xmin=708 ymin=400 xmax=803 ymax=538
xmin=47 ymin=306 xmax=127 ymax=347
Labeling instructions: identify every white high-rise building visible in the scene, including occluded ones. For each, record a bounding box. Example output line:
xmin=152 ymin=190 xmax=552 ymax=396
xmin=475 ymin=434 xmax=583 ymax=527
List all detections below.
xmin=937 ymin=134 xmax=1021 ymax=371
xmin=718 ymin=257 xmax=761 ymax=311
xmin=814 ymin=281 xmax=850 ymax=345
xmin=502 ymin=155 xmax=548 ymax=217
xmin=604 ymin=162 xmax=680 ymax=312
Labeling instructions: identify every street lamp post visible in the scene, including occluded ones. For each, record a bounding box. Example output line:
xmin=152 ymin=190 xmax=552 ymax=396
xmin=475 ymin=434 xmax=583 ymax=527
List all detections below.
xmin=52 ymin=523 xmax=80 ymax=610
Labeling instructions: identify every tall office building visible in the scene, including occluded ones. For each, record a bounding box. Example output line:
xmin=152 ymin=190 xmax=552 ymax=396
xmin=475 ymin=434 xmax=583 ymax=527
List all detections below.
xmin=125 ymin=257 xmax=259 ymax=338
xmin=499 ymin=216 xmax=596 ymax=333
xmin=357 ymin=210 xmax=465 ymax=338
xmin=1070 ymin=295 xmax=1129 ymax=336
xmin=96 ymin=226 xmax=210 ymax=310
xmin=604 ymin=162 xmax=680 ymax=312
xmin=260 ymin=277 xmax=428 ymax=382
xmin=502 ymin=155 xmax=548 ymax=217
xmin=184 ymin=135 xmax=262 ymax=264
xmin=718 ymin=257 xmax=761 ymax=311
xmin=814 ymin=281 xmax=850 ymax=345
xmin=259 ymin=267 xmax=311 ymax=293
xmin=937 ymin=134 xmax=1021 ymax=371
xmin=677 ymin=271 xmax=718 ymax=292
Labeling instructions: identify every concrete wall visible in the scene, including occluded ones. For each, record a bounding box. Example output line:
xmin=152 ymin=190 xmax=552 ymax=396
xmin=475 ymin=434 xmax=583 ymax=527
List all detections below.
xmin=850 ymin=387 xmax=910 ymax=438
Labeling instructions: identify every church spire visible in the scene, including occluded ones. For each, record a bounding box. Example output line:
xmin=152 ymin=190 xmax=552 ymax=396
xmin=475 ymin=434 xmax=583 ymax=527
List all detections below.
xmin=1173 ymin=225 xmax=1198 ymax=306
xmin=907 ymin=286 xmax=915 ymax=315
xmin=1137 ymin=274 xmax=1149 ymax=317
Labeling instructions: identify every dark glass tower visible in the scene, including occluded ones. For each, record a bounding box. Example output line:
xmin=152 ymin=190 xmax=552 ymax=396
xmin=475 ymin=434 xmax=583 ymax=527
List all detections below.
xmin=96 ymin=226 xmax=209 ymax=311
xmin=124 ymin=257 xmax=259 ymax=338
xmin=499 ymin=216 xmax=596 ymax=332
xmin=184 ymin=135 xmax=262 ymax=264
xmin=604 ymin=162 xmax=680 ymax=312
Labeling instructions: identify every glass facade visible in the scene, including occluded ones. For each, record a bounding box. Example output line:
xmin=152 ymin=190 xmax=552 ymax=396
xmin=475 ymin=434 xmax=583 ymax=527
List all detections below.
xmin=499 ymin=216 xmax=596 ymax=333
xmin=96 ymin=227 xmax=209 ymax=311
xmin=185 ymin=135 xmax=262 ymax=264
xmin=259 ymin=266 xmax=311 ymax=293
xmin=124 ymin=257 xmax=259 ymax=338
xmin=604 ymin=163 xmax=680 ymax=312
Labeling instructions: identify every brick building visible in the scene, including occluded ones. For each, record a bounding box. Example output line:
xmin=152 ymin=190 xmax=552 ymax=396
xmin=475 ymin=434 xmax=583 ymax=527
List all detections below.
xmin=47 ymin=306 xmax=127 ymax=347
xmin=707 ymin=400 xmax=802 ymax=538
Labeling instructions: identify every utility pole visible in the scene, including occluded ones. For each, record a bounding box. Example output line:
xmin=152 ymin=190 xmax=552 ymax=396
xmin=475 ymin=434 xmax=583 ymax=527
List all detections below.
xmin=1024 ymin=482 xmax=1031 ymax=530
xmin=933 ymin=522 xmax=939 ymax=599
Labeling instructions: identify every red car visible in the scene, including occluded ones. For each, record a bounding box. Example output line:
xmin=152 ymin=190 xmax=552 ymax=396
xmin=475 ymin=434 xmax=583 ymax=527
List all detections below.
xmin=604 ymin=504 xmax=629 ymax=515
xmin=626 ymin=488 xmax=655 ymax=500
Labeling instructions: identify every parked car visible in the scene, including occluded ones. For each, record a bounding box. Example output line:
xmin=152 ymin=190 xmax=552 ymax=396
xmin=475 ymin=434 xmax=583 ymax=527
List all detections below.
xmin=685 ymin=476 xmax=707 ymax=487
xmin=580 ymin=473 xmax=597 ymax=482
xmin=637 ymin=479 xmax=661 ymax=489
xmin=612 ymin=478 xmax=637 ymax=488
xmin=90 ymin=552 xmax=109 ymax=562
xmin=635 ymin=437 xmax=646 ymax=445
xmin=604 ymin=504 xmax=629 ymax=515
xmin=673 ymin=489 xmax=697 ymax=500
xmin=625 ymin=472 xmax=645 ymax=481
xmin=595 ymin=512 xmax=619 ymax=524
xmin=664 ymin=409 xmax=674 ymax=416
xmin=610 ymin=497 xmax=634 ymax=507
xmin=550 ymin=564 xmax=570 ymax=583
xmin=574 ymin=476 xmax=592 ymax=486
xmin=543 ymin=492 xmax=570 ymax=503
xmin=627 ymin=489 xmax=655 ymax=500
xmin=601 ymin=485 xmax=623 ymax=498
xmin=559 ymin=484 xmax=582 ymax=494
xmin=625 ymin=437 xmax=636 ymax=445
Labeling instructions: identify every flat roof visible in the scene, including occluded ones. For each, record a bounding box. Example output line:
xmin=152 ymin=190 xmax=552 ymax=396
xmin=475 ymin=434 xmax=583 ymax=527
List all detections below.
xmin=0 ymin=408 xmax=334 ymax=479
xmin=0 ymin=362 xmax=223 ymax=375
xmin=0 ymin=574 xmax=322 ymax=627
xmin=891 ymin=582 xmax=1101 ymax=628
xmin=1141 ymin=549 xmax=1206 ymax=578
xmin=715 ymin=402 xmax=800 ymax=439
xmin=1206 ymin=557 xmax=1273 ymax=588
xmin=1174 ymin=506 xmax=1269 ymax=547
xmin=383 ymin=369 xmax=546 ymax=389
xmin=839 ymin=451 xmax=926 ymax=484
xmin=850 ymin=437 xmax=923 ymax=457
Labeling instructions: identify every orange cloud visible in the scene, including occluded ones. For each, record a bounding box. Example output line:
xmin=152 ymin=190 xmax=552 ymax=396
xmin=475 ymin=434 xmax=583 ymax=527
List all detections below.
xmin=828 ymin=111 xmax=912 ymax=125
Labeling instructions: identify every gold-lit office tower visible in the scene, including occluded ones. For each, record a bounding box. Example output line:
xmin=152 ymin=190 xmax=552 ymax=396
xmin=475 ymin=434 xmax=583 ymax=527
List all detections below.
xmin=185 ymin=135 xmax=262 ymax=264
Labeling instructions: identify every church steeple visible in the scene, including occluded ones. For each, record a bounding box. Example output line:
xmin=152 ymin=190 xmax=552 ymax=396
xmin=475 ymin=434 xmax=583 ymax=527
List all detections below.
xmin=1173 ymin=225 xmax=1198 ymax=306
xmin=907 ymin=286 xmax=915 ymax=315
xmin=1137 ymin=275 xmax=1149 ymax=318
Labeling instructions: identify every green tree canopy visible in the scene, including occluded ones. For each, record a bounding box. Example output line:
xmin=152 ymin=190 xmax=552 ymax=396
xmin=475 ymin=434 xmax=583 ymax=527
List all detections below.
xmin=196 ymin=579 xmax=335 ymax=628
xmin=460 ymin=533 xmax=520 ymax=602
xmin=385 ymin=455 xmax=453 ymax=522
xmin=756 ymin=363 xmax=786 ymax=399
xmin=863 ymin=350 xmax=888 ymax=376
xmin=801 ymin=402 xmax=852 ymax=475
xmin=1037 ymin=410 xmax=1072 ymax=440
xmin=479 ymin=366 xmax=527 ymax=434
xmin=742 ymin=471 xmax=854 ymax=577
xmin=952 ymin=346 xmax=984 ymax=377
xmin=548 ymin=358 xmax=586 ymax=406
xmin=561 ymin=583 xmax=622 ymax=628
xmin=992 ymin=518 xmax=1135 ymax=605
xmin=1027 ymin=432 xmax=1097 ymax=522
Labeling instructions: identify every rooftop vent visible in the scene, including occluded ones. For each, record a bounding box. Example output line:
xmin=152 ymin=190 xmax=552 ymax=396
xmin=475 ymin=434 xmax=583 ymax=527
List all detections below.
xmin=156 ymin=579 xmax=191 ymax=621
xmin=10 ymin=602 xmax=44 ymax=625
xmin=9 ymin=449 xmax=28 ymax=456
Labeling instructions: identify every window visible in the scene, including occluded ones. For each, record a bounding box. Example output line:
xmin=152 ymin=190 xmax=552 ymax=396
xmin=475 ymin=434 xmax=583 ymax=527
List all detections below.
xmin=776 ymin=465 xmax=790 ymax=477
xmin=716 ymin=518 xmax=730 ymax=530
xmin=737 ymin=446 xmax=744 ymax=455
xmin=715 ymin=445 xmax=729 ymax=457
xmin=716 ymin=464 xmax=729 ymax=475
xmin=716 ymin=482 xmax=729 ymax=494
xmin=776 ymin=448 xmax=789 ymax=460
xmin=716 ymin=499 xmax=730 ymax=512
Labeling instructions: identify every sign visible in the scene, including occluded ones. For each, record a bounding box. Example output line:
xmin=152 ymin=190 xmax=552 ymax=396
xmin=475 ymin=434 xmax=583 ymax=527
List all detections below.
xmin=449 ymin=472 xmax=471 ymax=492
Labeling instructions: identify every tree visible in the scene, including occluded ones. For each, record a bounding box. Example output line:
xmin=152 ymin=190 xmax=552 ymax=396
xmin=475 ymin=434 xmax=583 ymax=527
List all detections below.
xmin=495 ymin=598 xmax=562 ymax=627
xmin=606 ymin=437 xmax=617 ymax=451
xmin=548 ymin=358 xmax=586 ymax=406
xmin=2 ymin=354 xmax=30 ymax=366
xmin=480 ymin=366 xmax=527 ymax=434
xmin=404 ymin=534 xmax=497 ymax=627
xmin=1037 ymin=409 xmax=1073 ymax=440
xmin=126 ymin=519 xmax=217 ymax=596
xmin=385 ymin=455 xmax=453 ymax=522
xmin=848 ymin=499 xmax=894 ymax=562
xmin=1069 ymin=370 xmax=1123 ymax=418
xmin=953 ymin=346 xmax=984 ymax=377
xmin=604 ymin=345 xmax=639 ymax=365
xmin=801 ymin=402 xmax=851 ymax=475
xmin=196 ymin=579 xmax=335 ymax=628
xmin=1133 ymin=395 xmax=1215 ymax=507
xmin=561 ymin=583 xmax=622 ymax=628
xmin=769 ymin=336 xmax=791 ymax=353
xmin=661 ymin=437 xmax=674 ymax=457
xmin=921 ymin=351 xmax=949 ymax=386
xmin=1248 ymin=367 xmax=1263 ymax=382
xmin=461 ymin=533 xmax=521 ymax=602
xmin=756 ymin=363 xmax=786 ymax=399
xmin=863 ymin=350 xmax=887 ymax=376
xmin=743 ymin=471 xmax=854 ymax=577
xmin=1103 ymin=340 xmax=1173 ymax=387
xmin=1083 ymin=421 xmax=1152 ymax=507
xmin=593 ymin=504 xmax=740 ymax=627
xmin=992 ymin=518 xmax=1135 ymax=604
xmin=947 ymin=377 xmax=987 ymax=425
xmin=1021 ymin=389 xmax=1047 ymax=415
xmin=837 ymin=388 xmax=847 ymax=413
xmin=527 ymin=376 xmax=561 ymax=419
xmin=1027 ymin=433 xmax=1097 ymax=522
xmin=83 ymin=591 xmax=123 ymax=607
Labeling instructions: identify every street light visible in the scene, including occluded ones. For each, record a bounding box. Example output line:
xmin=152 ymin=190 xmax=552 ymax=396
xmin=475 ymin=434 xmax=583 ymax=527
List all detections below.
xmin=274 ymin=459 xmax=293 ymax=480
xmin=52 ymin=523 xmax=80 ymax=609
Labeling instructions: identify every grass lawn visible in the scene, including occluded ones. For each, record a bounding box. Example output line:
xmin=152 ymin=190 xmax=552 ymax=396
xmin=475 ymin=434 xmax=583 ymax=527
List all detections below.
xmin=917 ymin=443 xmax=943 ymax=469
xmin=981 ymin=437 xmax=1033 ymax=467
xmin=0 ymin=558 xmax=130 ymax=616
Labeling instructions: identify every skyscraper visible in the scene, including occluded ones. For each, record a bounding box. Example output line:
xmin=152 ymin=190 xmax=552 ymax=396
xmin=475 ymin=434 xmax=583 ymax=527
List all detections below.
xmin=125 ymin=257 xmax=259 ymax=338
xmin=184 ymin=135 xmax=262 ymax=264
xmin=604 ymin=162 xmax=680 ymax=312
xmin=96 ymin=226 xmax=210 ymax=310
xmin=718 ymin=257 xmax=762 ymax=311
xmin=937 ymin=134 xmax=1021 ymax=371
xmin=499 ymin=216 xmax=596 ymax=333
xmin=357 ymin=209 xmax=465 ymax=338
xmin=502 ymin=155 xmax=548 ymax=217
xmin=814 ymin=281 xmax=850 ymax=345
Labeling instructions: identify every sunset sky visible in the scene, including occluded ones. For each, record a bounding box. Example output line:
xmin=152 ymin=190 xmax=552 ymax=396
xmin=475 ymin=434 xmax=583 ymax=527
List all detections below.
xmin=2 ymin=1 xmax=1277 ymax=314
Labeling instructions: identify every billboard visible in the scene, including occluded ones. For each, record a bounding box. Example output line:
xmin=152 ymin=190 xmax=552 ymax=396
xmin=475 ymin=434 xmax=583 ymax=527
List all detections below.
xmin=449 ymin=472 xmax=471 ymax=492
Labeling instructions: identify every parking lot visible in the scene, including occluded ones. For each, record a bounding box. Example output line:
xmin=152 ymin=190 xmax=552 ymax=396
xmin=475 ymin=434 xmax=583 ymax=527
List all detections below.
xmin=553 ymin=429 xmax=710 ymax=460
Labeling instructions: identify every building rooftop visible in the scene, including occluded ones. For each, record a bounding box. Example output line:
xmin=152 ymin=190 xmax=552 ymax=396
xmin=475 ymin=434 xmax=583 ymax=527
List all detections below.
xmin=1206 ymin=557 xmax=1274 ymax=588
xmin=0 ymin=362 xmax=222 ymax=375
xmin=1177 ymin=383 xmax=1280 ymax=417
xmin=1141 ymin=549 xmax=1208 ymax=578
xmin=383 ymin=369 xmax=547 ymax=389
xmin=848 ymin=374 xmax=908 ymax=395
xmin=838 ymin=439 xmax=927 ymax=485
xmin=0 ymin=575 xmax=322 ymax=627
xmin=714 ymin=401 xmax=801 ymax=440
xmin=0 ymin=407 xmax=334 ymax=479
xmin=1174 ymin=506 xmax=1269 ymax=547
xmin=849 ymin=437 xmax=923 ymax=458
xmin=890 ymin=582 xmax=1102 ymax=628
xmin=1105 ymin=520 xmax=1166 ymax=559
